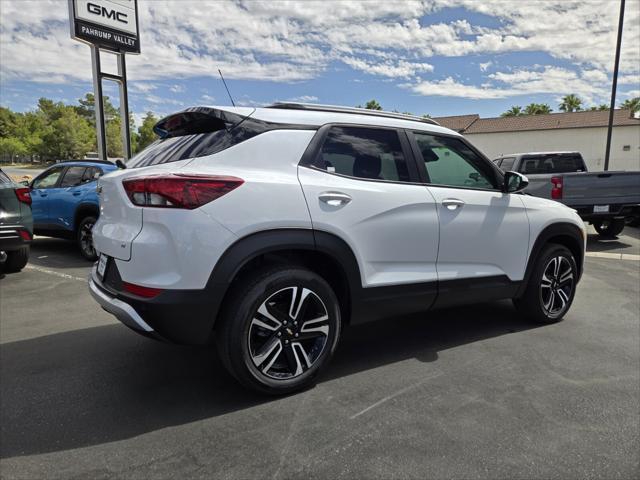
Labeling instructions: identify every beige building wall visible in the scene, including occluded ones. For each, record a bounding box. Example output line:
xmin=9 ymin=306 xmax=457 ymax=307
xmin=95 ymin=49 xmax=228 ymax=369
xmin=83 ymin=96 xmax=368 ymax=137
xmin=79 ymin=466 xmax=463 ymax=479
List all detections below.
xmin=465 ymin=125 xmax=640 ymax=172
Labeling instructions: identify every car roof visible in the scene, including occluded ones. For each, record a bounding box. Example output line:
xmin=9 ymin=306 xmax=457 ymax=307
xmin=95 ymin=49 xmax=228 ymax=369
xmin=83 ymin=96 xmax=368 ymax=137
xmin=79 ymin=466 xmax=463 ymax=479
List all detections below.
xmin=44 ymin=161 xmax=117 ymax=169
xmin=495 ymin=151 xmax=581 ymax=159
xmin=204 ymin=104 xmax=462 ymax=137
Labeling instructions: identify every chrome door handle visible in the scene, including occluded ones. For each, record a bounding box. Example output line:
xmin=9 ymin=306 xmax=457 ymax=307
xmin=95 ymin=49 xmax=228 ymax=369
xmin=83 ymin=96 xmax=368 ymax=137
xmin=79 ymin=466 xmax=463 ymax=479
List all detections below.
xmin=319 ymin=192 xmax=352 ymax=207
xmin=442 ymin=198 xmax=465 ymax=210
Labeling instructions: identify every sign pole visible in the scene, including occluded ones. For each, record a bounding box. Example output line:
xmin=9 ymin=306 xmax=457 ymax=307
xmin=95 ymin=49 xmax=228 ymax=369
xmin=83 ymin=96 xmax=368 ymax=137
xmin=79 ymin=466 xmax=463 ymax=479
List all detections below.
xmin=117 ymin=53 xmax=132 ymax=160
xmin=90 ymin=45 xmax=108 ymax=161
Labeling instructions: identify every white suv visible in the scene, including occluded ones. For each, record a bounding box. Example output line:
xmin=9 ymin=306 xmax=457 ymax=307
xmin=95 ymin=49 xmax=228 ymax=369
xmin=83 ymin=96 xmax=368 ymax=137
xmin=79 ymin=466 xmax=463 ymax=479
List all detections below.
xmin=89 ymin=103 xmax=586 ymax=394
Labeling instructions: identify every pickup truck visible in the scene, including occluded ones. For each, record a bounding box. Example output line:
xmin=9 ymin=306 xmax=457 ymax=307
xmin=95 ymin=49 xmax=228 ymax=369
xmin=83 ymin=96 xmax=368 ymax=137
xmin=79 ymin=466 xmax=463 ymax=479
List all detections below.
xmin=492 ymin=152 xmax=640 ymax=238
xmin=28 ymin=160 xmax=117 ymax=260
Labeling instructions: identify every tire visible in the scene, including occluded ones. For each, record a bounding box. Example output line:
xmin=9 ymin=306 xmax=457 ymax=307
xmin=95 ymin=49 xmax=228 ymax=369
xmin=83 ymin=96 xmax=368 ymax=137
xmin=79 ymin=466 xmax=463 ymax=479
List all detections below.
xmin=514 ymin=244 xmax=577 ymax=324
xmin=2 ymin=246 xmax=30 ymax=273
xmin=77 ymin=216 xmax=98 ymax=261
xmin=216 ymin=265 xmax=342 ymax=395
xmin=593 ymin=218 xmax=625 ymax=239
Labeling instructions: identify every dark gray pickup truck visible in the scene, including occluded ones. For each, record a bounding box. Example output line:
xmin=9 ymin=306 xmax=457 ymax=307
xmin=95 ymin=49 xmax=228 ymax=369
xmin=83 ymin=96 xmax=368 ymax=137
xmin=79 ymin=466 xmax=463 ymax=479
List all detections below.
xmin=492 ymin=152 xmax=640 ymax=238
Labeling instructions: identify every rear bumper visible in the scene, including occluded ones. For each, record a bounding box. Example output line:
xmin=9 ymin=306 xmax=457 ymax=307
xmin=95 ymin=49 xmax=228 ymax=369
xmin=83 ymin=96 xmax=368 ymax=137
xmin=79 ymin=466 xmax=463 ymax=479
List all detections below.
xmin=571 ymin=203 xmax=640 ymax=221
xmin=0 ymin=224 xmax=32 ymax=252
xmin=88 ymin=265 xmax=221 ymax=345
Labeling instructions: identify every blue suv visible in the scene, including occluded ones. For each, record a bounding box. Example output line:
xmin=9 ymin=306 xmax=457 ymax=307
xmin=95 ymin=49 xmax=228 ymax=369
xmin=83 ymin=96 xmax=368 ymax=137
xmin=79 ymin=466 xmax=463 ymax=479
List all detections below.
xmin=30 ymin=161 xmax=117 ymax=260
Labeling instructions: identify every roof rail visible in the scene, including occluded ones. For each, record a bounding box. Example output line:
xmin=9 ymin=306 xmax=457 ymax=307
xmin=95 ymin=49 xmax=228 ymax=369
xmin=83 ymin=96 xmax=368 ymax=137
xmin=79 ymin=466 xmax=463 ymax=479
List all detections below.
xmin=56 ymin=159 xmax=116 ymax=165
xmin=267 ymin=102 xmax=440 ymax=126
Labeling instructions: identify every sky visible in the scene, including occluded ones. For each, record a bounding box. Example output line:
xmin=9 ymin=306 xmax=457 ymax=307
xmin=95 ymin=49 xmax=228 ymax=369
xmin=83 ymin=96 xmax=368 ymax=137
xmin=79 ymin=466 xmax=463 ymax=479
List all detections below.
xmin=1 ymin=0 xmax=639 ymax=125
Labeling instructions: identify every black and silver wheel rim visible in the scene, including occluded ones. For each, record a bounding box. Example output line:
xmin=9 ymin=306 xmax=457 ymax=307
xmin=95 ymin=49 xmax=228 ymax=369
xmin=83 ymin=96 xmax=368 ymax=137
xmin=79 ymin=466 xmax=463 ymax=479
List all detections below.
xmin=80 ymin=221 xmax=95 ymax=258
xmin=540 ymin=256 xmax=574 ymax=317
xmin=248 ymin=286 xmax=330 ymax=380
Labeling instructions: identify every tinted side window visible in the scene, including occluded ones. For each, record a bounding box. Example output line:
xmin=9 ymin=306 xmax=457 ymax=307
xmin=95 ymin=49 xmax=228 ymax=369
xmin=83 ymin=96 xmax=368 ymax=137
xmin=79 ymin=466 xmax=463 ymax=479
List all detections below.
xmin=314 ymin=126 xmax=410 ymax=182
xmin=500 ymin=157 xmax=515 ymax=171
xmin=519 ymin=154 xmax=585 ymax=174
xmin=83 ymin=167 xmax=102 ymax=183
xmin=32 ymin=167 xmax=64 ymax=189
xmin=60 ymin=167 xmax=87 ymax=188
xmin=413 ymin=133 xmax=496 ymax=190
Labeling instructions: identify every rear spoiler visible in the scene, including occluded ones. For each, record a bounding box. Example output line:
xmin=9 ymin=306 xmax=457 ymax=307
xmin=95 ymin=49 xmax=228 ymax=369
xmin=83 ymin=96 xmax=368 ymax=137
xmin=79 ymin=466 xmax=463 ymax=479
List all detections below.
xmin=154 ymin=107 xmax=255 ymax=139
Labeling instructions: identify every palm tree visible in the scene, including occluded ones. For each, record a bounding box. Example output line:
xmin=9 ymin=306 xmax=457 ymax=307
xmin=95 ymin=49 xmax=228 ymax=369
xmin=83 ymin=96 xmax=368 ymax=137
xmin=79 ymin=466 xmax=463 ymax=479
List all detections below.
xmin=501 ymin=106 xmax=523 ymax=117
xmin=620 ymin=97 xmax=640 ymax=113
xmin=523 ymin=103 xmax=553 ymax=115
xmin=588 ymin=104 xmax=609 ymax=111
xmin=559 ymin=94 xmax=583 ymax=112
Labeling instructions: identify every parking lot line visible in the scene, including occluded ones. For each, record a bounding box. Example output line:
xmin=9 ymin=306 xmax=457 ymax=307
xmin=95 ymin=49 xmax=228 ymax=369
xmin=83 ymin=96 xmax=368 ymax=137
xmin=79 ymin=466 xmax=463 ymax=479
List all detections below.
xmin=24 ymin=265 xmax=86 ymax=282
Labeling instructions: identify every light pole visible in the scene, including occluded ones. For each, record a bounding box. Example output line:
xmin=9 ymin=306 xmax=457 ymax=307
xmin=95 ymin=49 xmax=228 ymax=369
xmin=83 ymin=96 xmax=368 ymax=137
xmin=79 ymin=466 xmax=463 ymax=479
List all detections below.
xmin=604 ymin=0 xmax=625 ymax=172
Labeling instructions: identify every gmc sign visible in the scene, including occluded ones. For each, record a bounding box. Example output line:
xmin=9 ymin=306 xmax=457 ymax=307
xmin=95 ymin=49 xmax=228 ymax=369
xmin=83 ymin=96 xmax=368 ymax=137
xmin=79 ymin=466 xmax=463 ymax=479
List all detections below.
xmin=69 ymin=0 xmax=140 ymax=54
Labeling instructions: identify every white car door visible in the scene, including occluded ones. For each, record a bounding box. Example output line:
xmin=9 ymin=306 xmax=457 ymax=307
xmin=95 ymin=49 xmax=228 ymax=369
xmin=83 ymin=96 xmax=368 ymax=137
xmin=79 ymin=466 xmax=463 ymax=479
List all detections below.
xmin=408 ymin=131 xmax=530 ymax=305
xmin=298 ymin=125 xmax=440 ymax=291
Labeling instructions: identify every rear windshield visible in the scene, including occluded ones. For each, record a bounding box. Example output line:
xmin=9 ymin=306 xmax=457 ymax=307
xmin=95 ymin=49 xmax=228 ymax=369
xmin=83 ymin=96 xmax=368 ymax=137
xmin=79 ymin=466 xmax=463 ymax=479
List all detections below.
xmin=518 ymin=154 xmax=585 ymax=174
xmin=127 ymin=109 xmax=306 ymax=168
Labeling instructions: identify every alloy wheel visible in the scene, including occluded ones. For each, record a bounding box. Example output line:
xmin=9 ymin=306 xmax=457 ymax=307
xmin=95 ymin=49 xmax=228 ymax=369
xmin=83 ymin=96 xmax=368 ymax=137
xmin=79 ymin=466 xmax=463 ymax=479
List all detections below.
xmin=80 ymin=221 xmax=95 ymax=258
xmin=248 ymin=286 xmax=330 ymax=380
xmin=540 ymin=256 xmax=574 ymax=318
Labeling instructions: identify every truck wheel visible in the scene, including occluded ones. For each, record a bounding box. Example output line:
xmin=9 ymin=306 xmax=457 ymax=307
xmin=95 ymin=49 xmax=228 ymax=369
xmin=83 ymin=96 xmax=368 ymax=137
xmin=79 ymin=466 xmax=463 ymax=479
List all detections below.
xmin=2 ymin=246 xmax=30 ymax=273
xmin=216 ymin=265 xmax=341 ymax=395
xmin=77 ymin=216 xmax=98 ymax=261
xmin=593 ymin=219 xmax=625 ymax=239
xmin=514 ymin=244 xmax=577 ymax=324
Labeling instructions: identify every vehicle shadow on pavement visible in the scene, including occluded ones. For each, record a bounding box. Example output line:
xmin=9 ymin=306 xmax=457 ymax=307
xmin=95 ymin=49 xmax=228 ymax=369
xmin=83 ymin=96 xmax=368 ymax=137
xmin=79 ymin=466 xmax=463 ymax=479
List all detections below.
xmin=28 ymin=237 xmax=93 ymax=269
xmin=585 ymin=234 xmax=633 ymax=253
xmin=0 ymin=301 xmax=536 ymax=458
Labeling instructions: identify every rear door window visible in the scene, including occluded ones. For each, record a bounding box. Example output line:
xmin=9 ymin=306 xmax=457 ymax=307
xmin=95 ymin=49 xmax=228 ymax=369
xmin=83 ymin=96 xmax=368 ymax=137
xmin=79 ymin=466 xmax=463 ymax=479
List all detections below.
xmin=82 ymin=167 xmax=102 ymax=183
xmin=60 ymin=167 xmax=87 ymax=188
xmin=313 ymin=126 xmax=411 ymax=182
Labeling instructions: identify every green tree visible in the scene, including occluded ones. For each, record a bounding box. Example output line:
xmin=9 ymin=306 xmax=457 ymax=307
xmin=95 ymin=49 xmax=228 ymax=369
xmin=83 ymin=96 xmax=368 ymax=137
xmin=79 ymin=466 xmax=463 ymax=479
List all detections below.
xmin=40 ymin=107 xmax=94 ymax=160
xmin=501 ymin=106 xmax=523 ymax=117
xmin=0 ymin=137 xmax=27 ymax=163
xmin=559 ymin=94 xmax=583 ymax=112
xmin=136 ymin=112 xmax=159 ymax=152
xmin=523 ymin=103 xmax=552 ymax=115
xmin=620 ymin=97 xmax=640 ymax=113
xmin=76 ymin=93 xmax=119 ymax=125
xmin=588 ymin=104 xmax=609 ymax=111
xmin=364 ymin=99 xmax=382 ymax=110
xmin=106 ymin=116 xmax=123 ymax=158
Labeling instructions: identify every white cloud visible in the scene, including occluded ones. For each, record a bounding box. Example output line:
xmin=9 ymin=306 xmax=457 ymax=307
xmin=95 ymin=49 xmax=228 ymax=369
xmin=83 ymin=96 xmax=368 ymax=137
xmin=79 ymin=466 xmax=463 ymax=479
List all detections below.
xmin=169 ymin=84 xmax=185 ymax=93
xmin=0 ymin=0 xmax=638 ymax=101
xmin=341 ymin=57 xmax=433 ymax=78
xmin=407 ymin=66 xmax=611 ymax=103
xmin=285 ymin=95 xmax=319 ymax=103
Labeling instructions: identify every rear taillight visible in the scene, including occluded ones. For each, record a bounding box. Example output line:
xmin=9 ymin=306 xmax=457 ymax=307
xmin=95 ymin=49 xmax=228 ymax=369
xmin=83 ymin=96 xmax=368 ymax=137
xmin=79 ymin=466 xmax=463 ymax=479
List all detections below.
xmin=15 ymin=187 xmax=32 ymax=205
xmin=122 ymin=174 xmax=243 ymax=209
xmin=18 ymin=229 xmax=31 ymax=241
xmin=122 ymin=281 xmax=163 ymax=299
xmin=551 ymin=176 xmax=563 ymax=200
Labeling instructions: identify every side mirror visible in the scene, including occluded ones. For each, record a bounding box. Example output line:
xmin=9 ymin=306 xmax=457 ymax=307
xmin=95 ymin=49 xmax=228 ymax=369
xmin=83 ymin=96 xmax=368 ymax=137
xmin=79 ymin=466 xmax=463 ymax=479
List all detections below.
xmin=19 ymin=180 xmax=30 ymax=187
xmin=503 ymin=171 xmax=529 ymax=193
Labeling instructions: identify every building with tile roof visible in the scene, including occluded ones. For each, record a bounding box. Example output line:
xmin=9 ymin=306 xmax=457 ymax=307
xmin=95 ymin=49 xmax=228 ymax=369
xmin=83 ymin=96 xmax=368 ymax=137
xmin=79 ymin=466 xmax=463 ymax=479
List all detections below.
xmin=433 ymin=109 xmax=640 ymax=171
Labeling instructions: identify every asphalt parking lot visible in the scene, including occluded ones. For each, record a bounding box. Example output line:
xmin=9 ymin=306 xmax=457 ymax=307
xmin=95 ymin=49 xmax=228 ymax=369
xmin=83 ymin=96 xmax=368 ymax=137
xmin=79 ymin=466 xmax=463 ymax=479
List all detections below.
xmin=1 ymin=227 xmax=638 ymax=479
